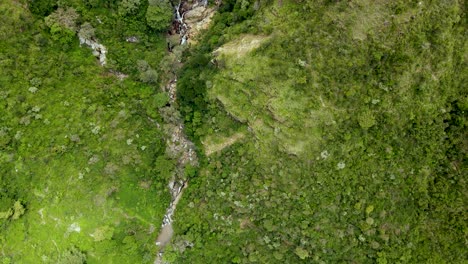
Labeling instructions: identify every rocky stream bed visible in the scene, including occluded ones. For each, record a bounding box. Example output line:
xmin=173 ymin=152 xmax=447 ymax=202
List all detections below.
xmin=157 ymin=1 xmax=214 ymax=262
xmin=79 ymin=1 xmax=215 ymax=262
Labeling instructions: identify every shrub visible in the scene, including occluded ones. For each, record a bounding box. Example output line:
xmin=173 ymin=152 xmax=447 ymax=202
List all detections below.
xmin=146 ymin=0 xmax=172 ymax=32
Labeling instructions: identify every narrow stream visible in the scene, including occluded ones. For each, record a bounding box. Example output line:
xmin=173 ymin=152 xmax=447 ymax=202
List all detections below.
xmin=154 ymin=0 xmax=213 ymax=262
xmin=80 ymin=2 xmax=211 ymax=262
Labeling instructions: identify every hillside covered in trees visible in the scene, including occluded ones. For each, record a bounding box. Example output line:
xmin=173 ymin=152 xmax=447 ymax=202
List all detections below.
xmin=0 ymin=0 xmax=466 ymax=263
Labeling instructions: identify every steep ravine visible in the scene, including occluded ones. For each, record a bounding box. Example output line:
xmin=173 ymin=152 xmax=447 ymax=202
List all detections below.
xmin=79 ymin=2 xmax=214 ymax=262
xmin=155 ymin=1 xmax=215 ymax=263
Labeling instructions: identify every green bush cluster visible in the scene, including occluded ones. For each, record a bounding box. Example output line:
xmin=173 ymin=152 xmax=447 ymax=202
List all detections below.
xmin=44 ymin=7 xmax=79 ymax=44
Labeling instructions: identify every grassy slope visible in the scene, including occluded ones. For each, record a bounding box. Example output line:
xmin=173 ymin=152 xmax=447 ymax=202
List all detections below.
xmin=0 ymin=2 xmax=170 ymax=263
xmin=170 ymin=0 xmax=467 ymax=263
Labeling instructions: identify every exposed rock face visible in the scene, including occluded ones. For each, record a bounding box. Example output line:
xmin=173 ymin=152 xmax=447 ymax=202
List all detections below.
xmin=79 ymin=37 xmax=107 ymax=65
xmin=184 ymin=6 xmax=206 ymax=21
xmin=184 ymin=4 xmax=215 ymax=44
xmin=171 ymin=0 xmax=216 ymax=45
xmin=126 ymin=36 xmax=139 ymax=43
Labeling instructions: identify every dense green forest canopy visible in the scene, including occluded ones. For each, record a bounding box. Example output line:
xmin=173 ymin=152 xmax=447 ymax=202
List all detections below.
xmin=172 ymin=0 xmax=467 ymax=263
xmin=0 ymin=0 xmax=173 ymax=262
xmin=0 ymin=0 xmax=466 ymax=263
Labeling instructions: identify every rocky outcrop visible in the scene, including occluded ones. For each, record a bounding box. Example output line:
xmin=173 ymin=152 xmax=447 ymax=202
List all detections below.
xmin=126 ymin=36 xmax=139 ymax=43
xmin=184 ymin=3 xmax=216 ymax=44
xmin=79 ymin=37 xmax=107 ymax=65
xmin=171 ymin=0 xmax=216 ymax=45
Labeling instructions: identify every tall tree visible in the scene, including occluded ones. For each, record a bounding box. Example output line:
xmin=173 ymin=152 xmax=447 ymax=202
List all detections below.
xmin=146 ymin=0 xmax=173 ymax=32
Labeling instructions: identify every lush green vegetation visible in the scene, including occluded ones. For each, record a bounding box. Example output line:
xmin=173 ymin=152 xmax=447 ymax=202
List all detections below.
xmin=1 ymin=0 xmax=466 ymax=263
xmin=0 ymin=0 xmax=175 ymax=262
xmin=170 ymin=0 xmax=467 ymax=263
